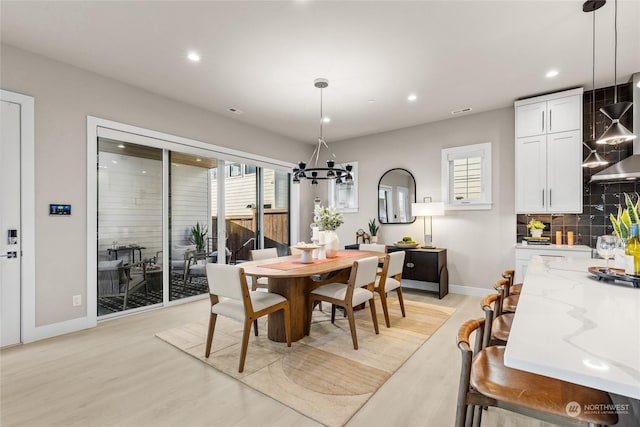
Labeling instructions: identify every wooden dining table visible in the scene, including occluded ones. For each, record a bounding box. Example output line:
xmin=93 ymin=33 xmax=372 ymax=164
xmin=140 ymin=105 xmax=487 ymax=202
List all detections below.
xmin=239 ymin=250 xmax=383 ymax=342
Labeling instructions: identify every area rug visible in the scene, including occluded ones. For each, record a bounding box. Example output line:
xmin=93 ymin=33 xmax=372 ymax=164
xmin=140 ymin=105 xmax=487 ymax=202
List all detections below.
xmin=156 ymin=298 xmax=454 ymax=427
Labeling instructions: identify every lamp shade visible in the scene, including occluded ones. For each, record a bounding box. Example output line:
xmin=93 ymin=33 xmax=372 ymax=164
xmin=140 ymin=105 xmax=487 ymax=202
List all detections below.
xmin=411 ymin=202 xmax=445 ymax=217
xmin=596 ymin=120 xmax=637 ymax=145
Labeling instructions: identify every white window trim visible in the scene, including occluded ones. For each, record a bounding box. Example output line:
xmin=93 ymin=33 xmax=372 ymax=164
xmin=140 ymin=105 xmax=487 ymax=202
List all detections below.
xmin=441 ymin=142 xmax=492 ymax=211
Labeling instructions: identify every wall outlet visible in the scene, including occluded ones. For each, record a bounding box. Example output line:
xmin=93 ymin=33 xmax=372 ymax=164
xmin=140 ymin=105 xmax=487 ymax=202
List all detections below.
xmin=72 ymin=295 xmax=81 ymax=306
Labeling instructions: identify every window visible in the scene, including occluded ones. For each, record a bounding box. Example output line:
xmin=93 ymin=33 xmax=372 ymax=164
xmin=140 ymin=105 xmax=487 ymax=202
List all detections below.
xmin=328 ymin=161 xmax=358 ymax=213
xmin=244 ymin=164 xmax=256 ymax=175
xmin=441 ymin=142 xmax=491 ymax=210
xmin=227 ymin=162 xmax=241 ymax=177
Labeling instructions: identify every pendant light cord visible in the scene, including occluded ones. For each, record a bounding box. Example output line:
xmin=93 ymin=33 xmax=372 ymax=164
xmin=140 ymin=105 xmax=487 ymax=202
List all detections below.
xmin=613 ymin=0 xmax=618 ymax=103
xmin=592 ymin=8 xmax=597 ymax=140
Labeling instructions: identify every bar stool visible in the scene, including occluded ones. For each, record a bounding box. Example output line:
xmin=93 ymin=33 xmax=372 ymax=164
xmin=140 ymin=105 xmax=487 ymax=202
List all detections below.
xmin=456 ymin=318 xmax=618 ymax=427
xmin=502 ymin=269 xmax=522 ymax=295
xmin=480 ymin=286 xmax=513 ymax=348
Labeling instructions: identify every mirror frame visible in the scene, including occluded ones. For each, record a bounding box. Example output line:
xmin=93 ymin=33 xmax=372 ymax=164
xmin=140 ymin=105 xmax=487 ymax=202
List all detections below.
xmin=377 ymin=168 xmax=416 ymax=224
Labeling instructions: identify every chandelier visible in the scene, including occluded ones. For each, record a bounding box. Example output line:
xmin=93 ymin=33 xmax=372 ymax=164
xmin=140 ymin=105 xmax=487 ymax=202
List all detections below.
xmin=292 ymin=78 xmax=353 ymax=185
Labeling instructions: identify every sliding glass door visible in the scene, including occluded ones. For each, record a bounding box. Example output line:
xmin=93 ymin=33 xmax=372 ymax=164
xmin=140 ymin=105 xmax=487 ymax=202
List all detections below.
xmin=95 ymin=129 xmax=292 ymax=318
xmin=97 ymin=139 xmax=163 ymax=316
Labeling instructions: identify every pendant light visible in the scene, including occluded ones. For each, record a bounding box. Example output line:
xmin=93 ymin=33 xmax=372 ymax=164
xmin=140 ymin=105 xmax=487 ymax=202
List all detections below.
xmin=597 ymin=0 xmax=636 ymax=145
xmin=292 ymin=78 xmax=353 ymax=185
xmin=582 ymin=0 xmax=609 ymax=168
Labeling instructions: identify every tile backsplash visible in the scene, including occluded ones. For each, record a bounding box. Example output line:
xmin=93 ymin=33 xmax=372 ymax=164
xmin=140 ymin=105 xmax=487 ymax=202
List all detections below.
xmin=516 ymin=82 xmax=634 ymax=248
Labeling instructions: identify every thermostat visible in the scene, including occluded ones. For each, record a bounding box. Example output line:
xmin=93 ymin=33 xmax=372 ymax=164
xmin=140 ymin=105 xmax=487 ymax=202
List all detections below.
xmin=49 ymin=204 xmax=71 ymax=216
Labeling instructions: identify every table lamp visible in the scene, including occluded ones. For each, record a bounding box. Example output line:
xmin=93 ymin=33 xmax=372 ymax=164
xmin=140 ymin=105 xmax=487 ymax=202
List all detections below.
xmin=411 ymin=197 xmax=445 ymax=248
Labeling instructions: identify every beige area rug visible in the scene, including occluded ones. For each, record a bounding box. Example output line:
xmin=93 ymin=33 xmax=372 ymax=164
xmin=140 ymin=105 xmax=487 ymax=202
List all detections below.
xmin=156 ymin=298 xmax=455 ymax=427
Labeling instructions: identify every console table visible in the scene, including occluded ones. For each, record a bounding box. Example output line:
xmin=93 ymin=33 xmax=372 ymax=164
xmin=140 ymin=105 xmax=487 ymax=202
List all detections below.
xmin=345 ymin=245 xmax=448 ymax=299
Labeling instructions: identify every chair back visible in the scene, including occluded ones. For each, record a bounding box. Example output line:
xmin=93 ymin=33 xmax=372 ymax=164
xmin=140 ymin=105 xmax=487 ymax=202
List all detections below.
xmin=206 ymin=263 xmax=246 ymax=300
xmin=288 ymin=246 xmax=302 ymax=255
xmin=249 ymin=247 xmax=278 ymax=261
xmin=386 ymin=251 xmax=405 ymax=277
xmin=351 ymin=256 xmax=380 ymax=288
xmin=359 ymin=243 xmax=386 ymax=253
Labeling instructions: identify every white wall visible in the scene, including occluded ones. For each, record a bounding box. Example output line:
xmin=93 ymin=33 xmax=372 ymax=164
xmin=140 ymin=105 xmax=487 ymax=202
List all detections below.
xmin=0 ymin=44 xmax=311 ymax=327
xmin=326 ymin=108 xmax=516 ymax=292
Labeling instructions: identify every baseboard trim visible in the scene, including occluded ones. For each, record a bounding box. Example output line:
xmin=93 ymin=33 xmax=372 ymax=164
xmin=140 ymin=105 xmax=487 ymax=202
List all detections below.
xmin=449 ymin=284 xmax=490 ymax=297
xmin=22 ymin=316 xmax=92 ymax=344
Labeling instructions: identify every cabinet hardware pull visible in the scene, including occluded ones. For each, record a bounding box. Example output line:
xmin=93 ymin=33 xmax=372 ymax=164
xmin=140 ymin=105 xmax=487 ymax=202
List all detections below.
xmin=542 ymin=189 xmax=545 ymax=206
xmin=549 ymin=189 xmax=552 ymax=207
xmin=549 ymin=109 xmax=552 ymax=131
xmin=554 ymin=136 xmax=572 ymax=140
xmin=541 ymin=111 xmax=545 ymax=132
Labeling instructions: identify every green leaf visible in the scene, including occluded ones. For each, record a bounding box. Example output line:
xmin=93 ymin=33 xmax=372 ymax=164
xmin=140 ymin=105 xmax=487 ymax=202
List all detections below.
xmin=625 ymin=193 xmax=639 ymax=224
xmin=610 ymin=213 xmax=621 ymax=238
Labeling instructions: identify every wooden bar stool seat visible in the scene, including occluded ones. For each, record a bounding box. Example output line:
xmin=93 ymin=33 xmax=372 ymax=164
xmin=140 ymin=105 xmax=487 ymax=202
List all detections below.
xmin=510 ymin=282 xmax=523 ymax=295
xmin=492 ymin=313 xmax=513 ymax=342
xmin=502 ymin=294 xmax=519 ymax=313
xmin=456 ymin=319 xmax=618 ymax=427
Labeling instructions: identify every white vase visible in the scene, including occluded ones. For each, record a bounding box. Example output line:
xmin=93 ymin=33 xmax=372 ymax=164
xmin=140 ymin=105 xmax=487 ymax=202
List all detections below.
xmin=324 ymin=230 xmax=340 ymax=258
xmin=530 ymin=229 xmax=543 ymax=238
xmin=370 ymin=235 xmax=378 ymax=243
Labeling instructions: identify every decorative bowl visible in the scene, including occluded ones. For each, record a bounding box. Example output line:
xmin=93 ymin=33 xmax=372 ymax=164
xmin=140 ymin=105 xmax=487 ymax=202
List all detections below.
xmin=395 ymin=242 xmax=419 ymax=249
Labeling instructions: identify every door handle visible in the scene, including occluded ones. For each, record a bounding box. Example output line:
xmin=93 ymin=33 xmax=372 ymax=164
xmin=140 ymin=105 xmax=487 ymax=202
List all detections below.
xmin=0 ymin=252 xmax=17 ymax=259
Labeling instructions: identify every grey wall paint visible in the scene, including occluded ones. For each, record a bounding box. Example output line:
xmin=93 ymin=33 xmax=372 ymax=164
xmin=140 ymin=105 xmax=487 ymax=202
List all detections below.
xmin=1 ymin=45 xmax=311 ymax=326
xmin=324 ymin=107 xmax=517 ymax=290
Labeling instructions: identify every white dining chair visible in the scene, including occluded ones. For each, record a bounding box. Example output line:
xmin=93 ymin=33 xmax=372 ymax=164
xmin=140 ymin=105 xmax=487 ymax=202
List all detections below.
xmin=248 ymin=247 xmax=279 ymax=290
xmin=374 ymin=251 xmax=406 ymax=327
xmin=305 ymin=256 xmax=380 ymax=349
xmin=205 ymin=263 xmax=291 ymax=373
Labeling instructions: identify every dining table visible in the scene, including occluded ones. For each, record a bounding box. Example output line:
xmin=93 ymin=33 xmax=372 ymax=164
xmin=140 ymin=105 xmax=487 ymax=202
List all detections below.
xmin=239 ymin=249 xmax=384 ymax=343
xmin=504 ymin=255 xmax=640 ymax=401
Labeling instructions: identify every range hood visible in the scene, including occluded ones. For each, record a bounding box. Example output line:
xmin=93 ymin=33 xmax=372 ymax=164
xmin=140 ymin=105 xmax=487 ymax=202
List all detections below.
xmin=590 ymin=72 xmax=640 ymax=182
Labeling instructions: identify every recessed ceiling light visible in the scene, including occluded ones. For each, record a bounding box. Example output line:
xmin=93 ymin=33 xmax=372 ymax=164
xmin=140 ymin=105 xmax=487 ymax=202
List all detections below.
xmin=227 ymin=107 xmax=244 ymax=115
xmin=187 ymin=51 xmax=201 ymax=62
xmin=545 ymin=70 xmax=559 ymax=78
xmin=368 ymin=99 xmax=376 ymax=104
xmin=196 ymin=158 xmax=202 ymax=162
xmin=407 ymin=94 xmax=417 ymax=101
xmin=117 ymin=144 xmax=125 ymax=148
xmin=322 ymin=117 xmax=331 ymax=123
xmin=141 ymin=170 xmax=147 ymax=174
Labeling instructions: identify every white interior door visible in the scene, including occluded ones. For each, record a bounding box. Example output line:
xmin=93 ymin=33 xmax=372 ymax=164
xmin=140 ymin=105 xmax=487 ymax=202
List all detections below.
xmin=0 ymin=100 xmax=22 ymax=347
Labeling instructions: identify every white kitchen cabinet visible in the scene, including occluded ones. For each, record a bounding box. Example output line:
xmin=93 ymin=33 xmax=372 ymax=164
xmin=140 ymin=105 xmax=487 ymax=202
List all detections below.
xmin=515 ymin=244 xmax=591 ymax=283
xmin=516 ymin=90 xmax=582 ymax=137
xmin=515 ymin=88 xmax=583 ymax=214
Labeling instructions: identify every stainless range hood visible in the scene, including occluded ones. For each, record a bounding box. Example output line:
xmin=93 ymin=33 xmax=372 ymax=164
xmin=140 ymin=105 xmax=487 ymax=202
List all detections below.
xmin=590 ymin=72 xmax=640 ymax=182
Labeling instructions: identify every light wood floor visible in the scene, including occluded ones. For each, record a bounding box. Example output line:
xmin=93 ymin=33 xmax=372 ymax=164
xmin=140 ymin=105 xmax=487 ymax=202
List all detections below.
xmin=0 ymin=290 xmax=635 ymax=426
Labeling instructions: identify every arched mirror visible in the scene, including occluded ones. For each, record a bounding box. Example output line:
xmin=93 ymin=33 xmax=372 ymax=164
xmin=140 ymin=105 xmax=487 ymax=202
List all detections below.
xmin=378 ymin=168 xmax=416 ymax=224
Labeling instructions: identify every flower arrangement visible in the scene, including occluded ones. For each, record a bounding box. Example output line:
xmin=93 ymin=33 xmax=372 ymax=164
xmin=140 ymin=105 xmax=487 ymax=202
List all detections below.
xmin=317 ymin=206 xmax=344 ymax=231
xmin=610 ymin=193 xmax=639 ymax=239
xmin=526 ymin=219 xmax=546 ymax=230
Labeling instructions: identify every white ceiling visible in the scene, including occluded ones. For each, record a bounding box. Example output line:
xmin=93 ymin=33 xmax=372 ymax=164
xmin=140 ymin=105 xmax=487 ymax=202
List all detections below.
xmin=1 ymin=1 xmax=639 ymax=143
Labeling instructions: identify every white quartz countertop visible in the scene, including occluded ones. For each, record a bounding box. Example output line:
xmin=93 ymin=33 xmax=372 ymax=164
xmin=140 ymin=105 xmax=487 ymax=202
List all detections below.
xmin=516 ymin=243 xmax=592 ymax=252
xmin=504 ymin=256 xmax=640 ymax=399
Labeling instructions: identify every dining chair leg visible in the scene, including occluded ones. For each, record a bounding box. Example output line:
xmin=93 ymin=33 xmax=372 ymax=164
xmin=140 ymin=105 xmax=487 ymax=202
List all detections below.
xmin=396 ymin=287 xmax=406 ymax=317
xmin=368 ymin=297 xmax=379 ymax=334
xmin=345 ymin=305 xmax=359 ymax=350
xmin=306 ymin=297 xmax=315 ymax=335
xmin=205 ymin=312 xmax=217 ymax=358
xmin=378 ymin=291 xmax=391 ymax=328
xmin=331 ymin=304 xmax=336 ymax=323
xmin=283 ymin=305 xmax=292 ymax=347
xmin=253 ymin=319 xmax=259 ymax=336
xmin=239 ymin=319 xmax=252 ymax=373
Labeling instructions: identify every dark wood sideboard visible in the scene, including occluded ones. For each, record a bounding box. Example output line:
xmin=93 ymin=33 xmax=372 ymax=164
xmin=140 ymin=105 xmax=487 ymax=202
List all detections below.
xmin=345 ymin=245 xmax=448 ymax=299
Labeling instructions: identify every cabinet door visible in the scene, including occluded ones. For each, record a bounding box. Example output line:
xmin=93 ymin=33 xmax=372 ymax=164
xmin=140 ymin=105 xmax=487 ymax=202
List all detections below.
xmin=516 ymin=101 xmax=546 ymax=137
xmin=547 ymin=130 xmax=582 ymax=213
xmin=516 ymin=135 xmax=547 ymax=213
xmin=547 ymin=95 xmax=581 ymax=134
